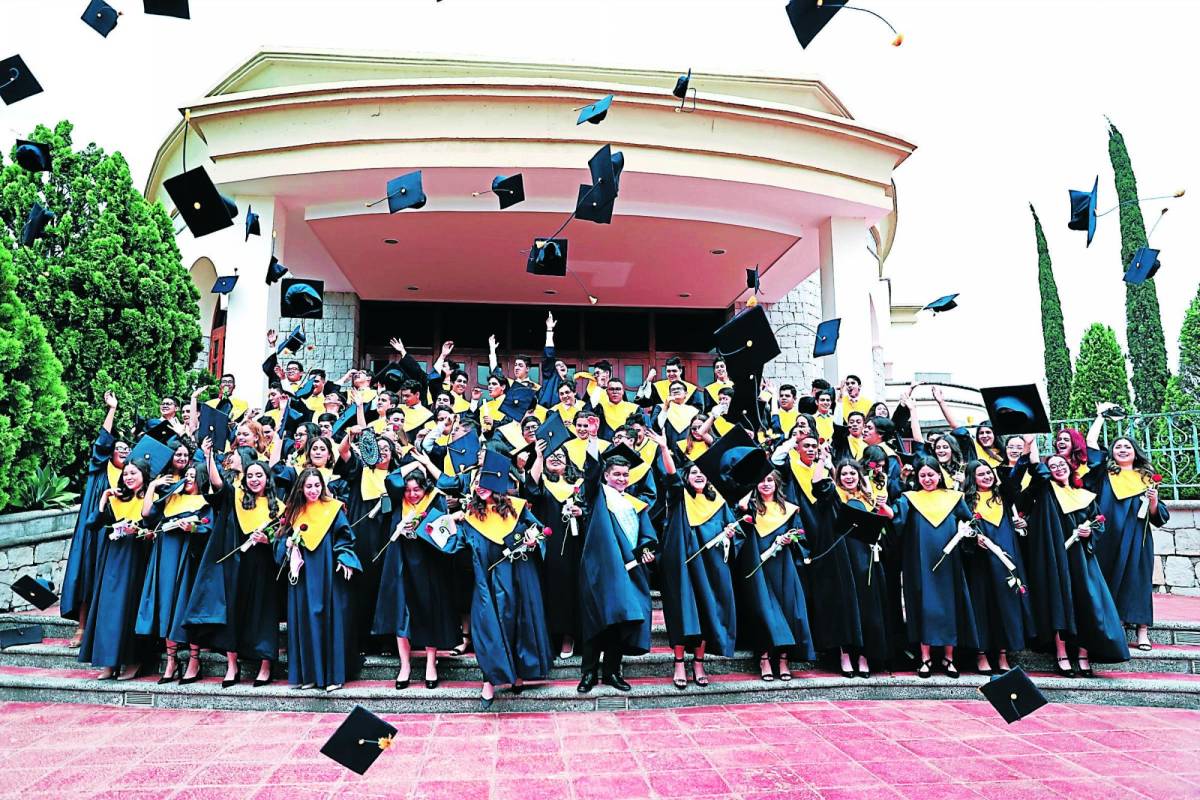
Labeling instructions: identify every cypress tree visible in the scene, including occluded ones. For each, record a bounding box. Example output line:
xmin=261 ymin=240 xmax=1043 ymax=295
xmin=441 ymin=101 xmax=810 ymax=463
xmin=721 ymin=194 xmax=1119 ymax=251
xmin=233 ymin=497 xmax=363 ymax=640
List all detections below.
xmin=1031 ymin=204 xmax=1072 ymax=418
xmin=1109 ymin=120 xmax=1170 ymax=413
xmin=1068 ymin=323 xmax=1131 ymax=419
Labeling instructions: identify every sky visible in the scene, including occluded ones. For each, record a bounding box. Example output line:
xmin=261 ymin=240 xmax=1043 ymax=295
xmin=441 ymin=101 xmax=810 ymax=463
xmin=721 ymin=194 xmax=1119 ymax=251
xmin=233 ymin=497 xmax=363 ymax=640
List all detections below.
xmin=2 ymin=0 xmax=1198 ymax=389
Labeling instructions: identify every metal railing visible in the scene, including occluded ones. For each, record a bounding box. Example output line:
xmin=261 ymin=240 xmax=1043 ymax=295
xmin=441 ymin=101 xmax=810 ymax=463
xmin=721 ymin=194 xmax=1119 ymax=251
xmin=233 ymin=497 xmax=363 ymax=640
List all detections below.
xmin=1046 ymin=411 xmax=1200 ymax=501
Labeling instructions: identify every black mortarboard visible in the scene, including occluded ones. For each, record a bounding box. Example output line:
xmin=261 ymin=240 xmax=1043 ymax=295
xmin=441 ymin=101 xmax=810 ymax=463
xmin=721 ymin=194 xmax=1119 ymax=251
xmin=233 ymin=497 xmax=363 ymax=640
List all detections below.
xmin=490 ymin=174 xmax=525 ymax=209
xmin=837 ymin=503 xmax=888 ymax=544
xmin=576 ymin=94 xmax=613 ymax=125
xmin=813 ymin=318 xmax=841 ymax=358
xmin=14 ymin=140 xmax=51 ymax=172
xmin=196 ymin=403 xmax=232 ymax=451
xmin=142 ymin=417 xmax=175 ymax=444
xmin=245 ymin=206 xmax=261 ymax=240
xmin=11 ymin=575 xmax=58 ymax=611
xmin=600 ymin=442 xmax=644 ymax=471
xmin=588 ymin=144 xmax=621 ymax=204
xmin=144 ymin=0 xmax=190 ymax=18
xmin=130 ymin=434 xmax=174 ymax=476
xmin=1068 ymin=176 xmax=1099 ymax=247
xmin=1101 ymin=404 xmax=1127 ymax=421
xmin=372 ymin=363 xmax=406 ymax=393
xmin=0 ymin=625 xmax=43 ymax=649
xmin=447 ymin=429 xmax=482 ymax=476
xmin=980 ymin=384 xmax=1051 ymax=436
xmin=278 ymin=325 xmax=306 ymax=355
xmin=694 ymin=427 xmax=770 ymax=506
xmin=164 ymin=167 xmax=237 ymax=238
xmin=281 ymin=401 xmax=309 ymax=435
xmin=499 ymin=384 xmax=538 ymax=421
xmin=923 ymin=294 xmax=958 ymax=313
xmin=746 ymin=266 xmax=761 ymax=295
xmin=281 ymin=279 xmax=325 ymax=319
xmin=384 ymin=171 xmax=426 ymax=213
xmin=713 ymin=305 xmax=780 ymax=372
xmin=291 ymin=376 xmax=316 ymax=401
xmin=82 ymin=0 xmax=120 ymax=37
xmin=527 ymin=238 xmax=568 ymax=276
xmin=211 ymin=275 xmax=238 ymax=295
xmin=1123 ymin=246 xmax=1161 ymax=286
xmin=978 ymin=667 xmax=1047 ymax=724
xmin=478 ymin=448 xmax=515 ymax=494
xmin=673 ymin=69 xmax=692 ymax=99
xmin=20 ymin=203 xmax=54 ymax=247
xmin=575 ymin=184 xmax=615 ymax=225
xmin=331 ymin=405 xmax=359 ymax=440
xmin=266 ymin=255 xmax=289 ymax=284
xmin=0 ymin=55 xmax=43 ymax=106
xmin=535 ymin=411 xmax=572 ymax=457
xmin=320 ymin=706 xmax=398 ymax=775
xmin=785 ymin=0 xmax=841 ymax=48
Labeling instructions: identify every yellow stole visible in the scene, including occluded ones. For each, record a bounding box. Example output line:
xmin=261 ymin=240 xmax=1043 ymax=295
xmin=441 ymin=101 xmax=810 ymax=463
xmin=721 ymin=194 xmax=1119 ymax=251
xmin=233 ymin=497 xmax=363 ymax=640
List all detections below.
xmin=1051 ymin=482 xmax=1096 ymax=515
xmin=369 ymin=417 xmax=388 ymax=434
xmin=597 ymin=398 xmax=639 ymax=432
xmin=842 ymin=395 xmax=873 ymax=418
xmin=787 ymin=452 xmax=816 ymax=503
xmin=629 ymin=440 xmax=657 ymax=484
xmin=402 ymin=404 xmax=433 ymax=431
xmin=973 ymin=490 xmax=1004 ymax=526
xmin=705 ymin=380 xmax=733 ymax=404
xmin=684 ymin=490 xmax=726 ymax=527
xmin=303 ymin=396 xmax=326 ymax=415
xmin=483 ymin=396 xmax=505 ymax=423
xmin=402 ymin=490 xmax=439 ymax=519
xmin=164 ymin=493 xmax=207 ymax=518
xmin=755 ymin=500 xmax=797 ymax=537
xmin=233 ymin=489 xmax=272 ymax=534
xmin=1109 ymin=469 xmax=1151 ymax=501
xmin=497 ymin=421 xmax=528 ymax=450
xmin=293 ymin=499 xmax=343 ymax=551
xmin=265 ymin=408 xmax=283 ymax=427
xmin=450 ymin=394 xmax=472 ymax=413
xmin=564 ymin=437 xmax=609 ymax=468
xmin=360 ymin=467 xmax=389 ymax=501
xmin=469 ymin=497 xmax=528 ymax=544
xmin=1076 ymin=463 xmax=1091 ymax=480
xmin=847 ymin=436 xmax=866 ymax=460
xmin=543 ymin=478 xmax=581 ymax=503
xmin=106 ymin=461 xmax=122 ymax=488
xmin=974 ymin=442 xmax=1001 ymax=467
xmin=664 ymin=402 xmax=699 ymax=434
xmin=355 ymin=389 xmax=378 ymax=405
xmin=655 ymin=379 xmax=698 ymax=403
xmin=110 ymin=496 xmax=144 ymax=523
xmin=941 ymin=466 xmax=957 ymax=488
xmin=550 ymin=402 xmax=581 ymax=425
xmin=680 ymin=438 xmax=709 ymax=461
xmin=836 ymin=485 xmax=877 ymax=507
xmin=903 ymin=489 xmax=962 ymax=527
xmin=713 ymin=416 xmax=734 ymax=437
xmin=775 ymin=408 xmax=799 ymax=436
xmin=815 ymin=415 xmax=834 ymax=442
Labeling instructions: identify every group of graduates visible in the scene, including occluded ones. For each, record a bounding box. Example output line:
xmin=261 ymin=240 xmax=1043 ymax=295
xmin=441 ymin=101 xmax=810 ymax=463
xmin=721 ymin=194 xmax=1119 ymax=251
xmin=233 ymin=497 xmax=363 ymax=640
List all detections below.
xmin=56 ymin=311 xmax=1168 ymax=706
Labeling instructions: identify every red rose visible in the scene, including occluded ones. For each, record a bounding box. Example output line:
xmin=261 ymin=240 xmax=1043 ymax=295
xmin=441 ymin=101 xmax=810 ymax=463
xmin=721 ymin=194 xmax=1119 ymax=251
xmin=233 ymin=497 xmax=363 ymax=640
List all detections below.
xmin=425 ymin=524 xmax=434 ymax=533
xmin=299 ymin=524 xmax=309 ymax=531
xmin=1095 ymin=515 xmax=1105 ymax=523
xmin=1018 ymin=586 xmax=1027 ymax=595
xmin=818 ymin=438 xmax=826 ymax=445
xmin=542 ymin=526 xmax=553 ymax=537
xmin=742 ymin=515 xmax=753 ymax=524
xmin=1152 ymin=473 xmax=1164 ymax=483
xmin=867 ymin=461 xmax=878 ymax=470
xmin=973 ymin=513 xmax=982 ymax=520
xmin=201 ymin=517 xmax=211 ymax=524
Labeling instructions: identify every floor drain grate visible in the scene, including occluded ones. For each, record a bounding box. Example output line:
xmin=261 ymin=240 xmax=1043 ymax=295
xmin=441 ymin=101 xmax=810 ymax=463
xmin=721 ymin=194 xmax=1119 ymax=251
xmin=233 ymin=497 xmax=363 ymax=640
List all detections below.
xmin=123 ymin=691 xmax=154 ymax=707
xmin=596 ymin=697 xmax=628 ymax=711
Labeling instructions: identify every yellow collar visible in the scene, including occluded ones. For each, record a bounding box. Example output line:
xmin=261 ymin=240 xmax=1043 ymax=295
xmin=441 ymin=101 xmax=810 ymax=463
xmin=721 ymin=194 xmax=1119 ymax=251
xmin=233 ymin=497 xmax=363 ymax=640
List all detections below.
xmin=788 ymin=451 xmax=816 ymax=503
xmin=1052 ymin=482 xmax=1096 ymax=515
xmin=110 ymin=496 xmax=144 ymax=523
xmin=705 ymin=380 xmax=733 ymax=402
xmin=627 ymin=443 xmax=655 ymax=485
xmin=847 ymin=436 xmax=866 ymax=460
xmin=165 ymin=493 xmax=207 ymax=518
xmin=655 ymin=379 xmax=697 ymax=403
xmin=975 ymin=442 xmax=1002 ymax=467
xmin=497 ymin=421 xmax=529 ymax=450
xmin=903 ymin=489 xmax=963 ymax=527
xmin=233 ymin=489 xmax=272 ymax=534
xmin=680 ymin=438 xmax=709 ymax=461
xmin=713 ymin=416 xmax=735 ymax=437
xmin=973 ymin=490 xmax=1004 ymax=526
xmin=360 ymin=466 xmax=389 ymax=501
xmin=402 ymin=404 xmax=433 ymax=431
xmin=543 ymin=478 xmax=581 ymax=503
xmin=468 ymin=497 xmax=528 ymax=545
xmin=293 ymin=499 xmax=343 ymax=550
xmin=755 ymin=500 xmax=797 ymax=537
xmin=775 ymin=408 xmax=798 ymax=435
xmin=814 ymin=416 xmax=834 ymax=441
xmin=1108 ymin=469 xmax=1151 ymax=501
xmin=664 ymin=402 xmax=699 ymax=434
xmin=402 ymin=489 xmax=439 ymax=519
xmin=836 ymin=485 xmax=876 ymax=507
xmin=684 ymin=490 xmax=726 ymax=527
xmin=551 ymin=402 xmax=581 ymax=424
xmin=597 ymin=397 xmax=638 ymax=432
xmin=563 ymin=437 xmax=608 ymax=468
xmin=106 ymin=461 xmax=122 ymax=489
xmin=451 ymin=394 xmax=472 ymax=413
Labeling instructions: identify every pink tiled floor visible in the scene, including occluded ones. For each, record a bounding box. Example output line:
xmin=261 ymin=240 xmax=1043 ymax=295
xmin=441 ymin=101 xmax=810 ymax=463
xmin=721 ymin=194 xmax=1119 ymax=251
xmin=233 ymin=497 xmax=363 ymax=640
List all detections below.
xmin=3 ymin=701 xmax=1200 ymax=798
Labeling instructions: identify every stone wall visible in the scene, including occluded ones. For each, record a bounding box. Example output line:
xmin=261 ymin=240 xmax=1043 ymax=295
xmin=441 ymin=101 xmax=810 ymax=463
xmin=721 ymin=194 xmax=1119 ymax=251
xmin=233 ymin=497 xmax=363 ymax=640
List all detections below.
xmin=274 ymin=291 xmax=360 ymax=375
xmin=758 ymin=272 xmax=821 ymax=391
xmin=1153 ymin=501 xmax=1200 ymax=596
xmin=0 ymin=506 xmax=78 ymax=613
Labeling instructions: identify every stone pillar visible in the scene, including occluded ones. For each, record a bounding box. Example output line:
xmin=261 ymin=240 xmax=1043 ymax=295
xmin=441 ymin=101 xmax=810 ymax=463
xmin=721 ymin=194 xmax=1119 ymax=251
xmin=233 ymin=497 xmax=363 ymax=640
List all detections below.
xmin=217 ymin=196 xmax=279 ymax=400
xmin=274 ymin=291 xmax=361 ymax=375
xmin=759 ymin=272 xmax=821 ymax=390
xmin=818 ymin=217 xmax=876 ymax=392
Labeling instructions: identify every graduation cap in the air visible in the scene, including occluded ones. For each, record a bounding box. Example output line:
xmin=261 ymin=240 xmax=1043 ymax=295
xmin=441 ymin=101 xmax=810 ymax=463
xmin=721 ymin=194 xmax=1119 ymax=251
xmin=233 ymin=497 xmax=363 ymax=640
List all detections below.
xmin=277 ymin=325 xmax=306 ymax=355
xmin=1068 ymin=176 xmax=1099 ymax=247
xmin=266 ymin=256 xmax=288 ymax=285
xmin=140 ymin=417 xmax=176 ymax=445
xmin=478 ymin=448 xmax=516 ymax=494
xmin=527 ymin=238 xmax=568 ymax=276
xmin=813 ymin=318 xmax=841 ymax=358
xmin=82 ymin=0 xmax=121 ymax=36
xmin=694 ymin=426 xmax=771 ymax=507
xmin=281 ymin=278 xmax=324 ymax=319
xmin=588 ymin=144 xmax=622 ymax=204
xmin=499 ymin=384 xmax=538 ymax=421
xmin=0 ymin=55 xmax=43 ymax=106
xmin=211 ymin=274 xmax=238 ymax=295
xmin=20 ymin=203 xmax=54 ymax=247
xmin=923 ymin=294 xmax=958 ymax=314
xmin=746 ymin=266 xmax=762 ymax=299
xmin=0 ymin=624 xmax=43 ymax=649
xmin=164 ymin=166 xmax=238 ymax=238
xmin=978 ymin=667 xmax=1047 ymax=724
xmin=979 ymin=384 xmax=1051 ymax=436
xmin=245 ymin=206 xmax=261 ymax=240
xmin=447 ymin=429 xmax=482 ymax=476
xmin=371 ymin=362 xmax=406 ymax=393
xmin=320 ymin=706 xmax=398 ymax=775
xmin=599 ymin=442 xmax=645 ymax=471
xmin=713 ymin=305 xmax=781 ymax=372
xmin=11 ymin=575 xmax=57 ymax=611
xmin=144 ymin=0 xmax=190 ymax=18
xmin=533 ymin=411 xmax=572 ymax=457
xmin=331 ymin=405 xmax=359 ymax=440
xmin=479 ymin=174 xmax=525 ymax=209
xmin=576 ymin=94 xmax=613 ymax=125
xmin=1124 ymin=246 xmax=1161 ymax=286
xmin=130 ymin=434 xmax=175 ymax=476
xmin=368 ymin=171 xmax=427 ymax=213
xmin=196 ymin=403 xmax=232 ymax=452
xmin=785 ymin=0 xmax=903 ymax=49
xmin=673 ymin=68 xmax=696 ymax=113
xmin=14 ymin=140 xmax=51 ymax=172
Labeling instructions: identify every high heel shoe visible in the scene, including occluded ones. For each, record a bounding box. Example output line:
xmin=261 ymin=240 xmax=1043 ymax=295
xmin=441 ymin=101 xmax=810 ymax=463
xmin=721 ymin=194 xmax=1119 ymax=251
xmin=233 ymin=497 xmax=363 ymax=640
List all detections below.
xmin=916 ymin=659 xmax=932 ymax=679
xmin=1055 ymin=657 xmax=1075 ymax=678
xmin=179 ymin=662 xmax=203 ymax=685
xmin=940 ymin=657 xmax=959 ymax=679
xmin=511 ymin=682 xmax=524 ymax=695
xmin=158 ymin=647 xmax=180 ymax=685
xmin=672 ymin=657 xmax=687 ymax=691
xmin=692 ymin=656 xmax=710 ymax=687
xmin=760 ymin=655 xmax=774 ymax=682
xmin=253 ymin=676 xmax=274 ymax=688
xmin=1077 ymin=658 xmax=1094 ymax=678
xmin=395 ymin=677 xmax=410 ymax=690
xmin=450 ymin=635 xmax=472 ymax=657
xmin=480 ymin=694 xmax=494 ymax=710
xmin=222 ymin=674 xmax=241 ymax=689
xmin=117 ymin=664 xmax=146 ymax=682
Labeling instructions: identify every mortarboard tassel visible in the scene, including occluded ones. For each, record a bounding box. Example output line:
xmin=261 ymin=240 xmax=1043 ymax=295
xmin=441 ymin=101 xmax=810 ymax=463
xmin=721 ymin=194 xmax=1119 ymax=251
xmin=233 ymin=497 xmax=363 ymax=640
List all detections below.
xmin=816 ymin=1 xmax=903 ymax=45
xmin=1096 ymin=189 xmax=1185 ymax=217
xmin=358 ymin=735 xmax=394 ymax=750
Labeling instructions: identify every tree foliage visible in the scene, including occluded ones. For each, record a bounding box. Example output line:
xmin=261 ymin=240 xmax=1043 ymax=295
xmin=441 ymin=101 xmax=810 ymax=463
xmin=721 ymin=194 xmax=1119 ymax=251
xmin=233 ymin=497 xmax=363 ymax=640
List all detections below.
xmin=1108 ymin=121 xmax=1170 ymax=413
xmin=1031 ymin=204 xmax=1072 ymax=418
xmin=0 ymin=247 xmax=68 ymax=510
xmin=1068 ymin=323 xmax=1131 ymax=419
xmin=1 ymin=121 xmax=201 ymax=477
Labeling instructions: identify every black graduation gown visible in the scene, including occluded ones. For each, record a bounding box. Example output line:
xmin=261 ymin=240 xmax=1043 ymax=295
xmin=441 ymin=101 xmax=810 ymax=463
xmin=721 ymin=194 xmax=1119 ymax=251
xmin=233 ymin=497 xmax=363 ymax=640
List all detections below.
xmin=734 ymin=501 xmax=814 ymax=660
xmin=135 ymin=494 xmax=212 ymax=644
xmin=966 ymin=492 xmax=1034 ymax=653
xmin=523 ymin=475 xmax=585 ymax=642
xmin=340 ymin=455 xmax=392 ymax=653
xmin=61 ymin=427 xmax=119 ymax=621
xmin=1088 ymin=469 xmax=1169 ymax=626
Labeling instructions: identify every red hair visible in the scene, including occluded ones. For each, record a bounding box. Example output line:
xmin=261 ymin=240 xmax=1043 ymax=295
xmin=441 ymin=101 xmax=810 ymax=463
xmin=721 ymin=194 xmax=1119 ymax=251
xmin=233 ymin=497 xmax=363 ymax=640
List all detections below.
xmin=1059 ymin=428 xmax=1088 ymax=474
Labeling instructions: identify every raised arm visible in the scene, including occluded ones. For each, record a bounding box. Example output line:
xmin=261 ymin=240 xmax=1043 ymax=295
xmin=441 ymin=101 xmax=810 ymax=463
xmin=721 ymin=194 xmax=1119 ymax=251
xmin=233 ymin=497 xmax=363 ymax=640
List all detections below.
xmin=432 ymin=339 xmax=454 ymax=376
xmin=529 ymin=438 xmax=547 ymax=484
xmin=1087 ymin=403 xmax=1112 ymax=449
xmin=101 ymin=390 xmax=118 ymax=434
xmin=488 ymin=334 xmax=499 ymax=374
xmin=931 ymin=385 xmax=960 ymax=430
xmin=646 ymin=428 xmax=676 ymax=475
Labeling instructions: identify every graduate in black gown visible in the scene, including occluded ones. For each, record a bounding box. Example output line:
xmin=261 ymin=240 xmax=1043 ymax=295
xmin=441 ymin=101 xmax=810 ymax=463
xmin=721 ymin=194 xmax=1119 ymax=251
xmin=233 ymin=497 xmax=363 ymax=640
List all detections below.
xmin=62 ymin=391 xmax=126 ymax=645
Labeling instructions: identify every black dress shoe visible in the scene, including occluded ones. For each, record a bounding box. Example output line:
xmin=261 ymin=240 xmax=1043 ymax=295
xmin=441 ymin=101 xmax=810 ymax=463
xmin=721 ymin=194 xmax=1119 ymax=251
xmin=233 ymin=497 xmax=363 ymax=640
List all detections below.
xmin=222 ymin=675 xmax=241 ymax=689
xmin=577 ymin=671 xmax=598 ymax=694
xmin=425 ymin=679 xmax=439 ymax=690
xmin=253 ymin=677 xmax=273 ymax=687
xmin=601 ymin=672 xmax=632 ymax=692
xmin=394 ymin=679 xmax=409 ymax=690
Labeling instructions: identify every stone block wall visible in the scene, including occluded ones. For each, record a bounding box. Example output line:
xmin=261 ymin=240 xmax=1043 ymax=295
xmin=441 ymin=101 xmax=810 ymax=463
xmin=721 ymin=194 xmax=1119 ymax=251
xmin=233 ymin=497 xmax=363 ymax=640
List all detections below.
xmin=0 ymin=507 xmax=78 ymax=612
xmin=1152 ymin=501 xmax=1200 ymax=596
xmin=274 ymin=291 xmax=360 ymax=375
xmin=758 ymin=272 xmax=821 ymax=391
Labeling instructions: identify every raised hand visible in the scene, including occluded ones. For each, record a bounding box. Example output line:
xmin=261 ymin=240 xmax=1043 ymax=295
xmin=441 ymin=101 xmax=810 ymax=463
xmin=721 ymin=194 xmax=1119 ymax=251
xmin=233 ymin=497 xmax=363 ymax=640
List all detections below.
xmin=266 ymin=329 xmax=278 ymax=346
xmin=104 ymin=390 xmax=118 ymax=409
xmin=488 ymin=334 xmax=499 ymax=352
xmin=546 ymin=311 xmax=556 ymax=330
xmin=389 ymin=337 xmax=406 ymax=356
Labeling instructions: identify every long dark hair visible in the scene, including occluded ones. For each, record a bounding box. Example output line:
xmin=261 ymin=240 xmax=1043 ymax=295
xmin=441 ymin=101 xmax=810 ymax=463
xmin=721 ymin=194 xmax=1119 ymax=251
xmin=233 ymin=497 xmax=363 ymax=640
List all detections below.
xmin=862 ymin=444 xmax=889 ymax=495
xmin=833 ymin=458 xmax=871 ymax=504
xmin=974 ymin=423 xmax=1003 ymax=463
xmin=910 ymin=456 xmax=947 ymax=490
xmin=304 ymin=435 xmax=335 ymax=468
xmin=929 ymin=433 xmax=964 ymax=476
xmin=681 ymin=461 xmax=718 ymax=501
xmin=1103 ymin=436 xmax=1156 ymax=482
xmin=789 ymin=413 xmax=818 ymax=439
xmin=241 ymin=459 xmax=282 ymax=519
xmin=962 ymin=459 xmax=1003 ymax=513
xmin=752 ymin=468 xmax=788 ymax=516
xmin=281 ymin=467 xmax=332 ymax=526
xmin=114 ymin=461 xmax=151 ymax=502
xmin=468 ymin=489 xmax=516 ymax=520
xmin=404 ymin=467 xmax=435 ymax=496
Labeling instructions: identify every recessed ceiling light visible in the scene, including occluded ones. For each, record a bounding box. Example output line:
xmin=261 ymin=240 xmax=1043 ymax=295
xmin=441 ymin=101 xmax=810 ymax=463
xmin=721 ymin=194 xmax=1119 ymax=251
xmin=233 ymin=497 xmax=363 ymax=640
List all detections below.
xmin=383 ymin=238 xmax=399 ymax=245
xmin=709 ymin=248 xmax=726 ymax=255
xmin=406 ymin=286 xmax=419 ymax=291
xmin=679 ymin=292 xmax=691 ymax=298
xmin=543 ymin=289 xmax=558 ymax=295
